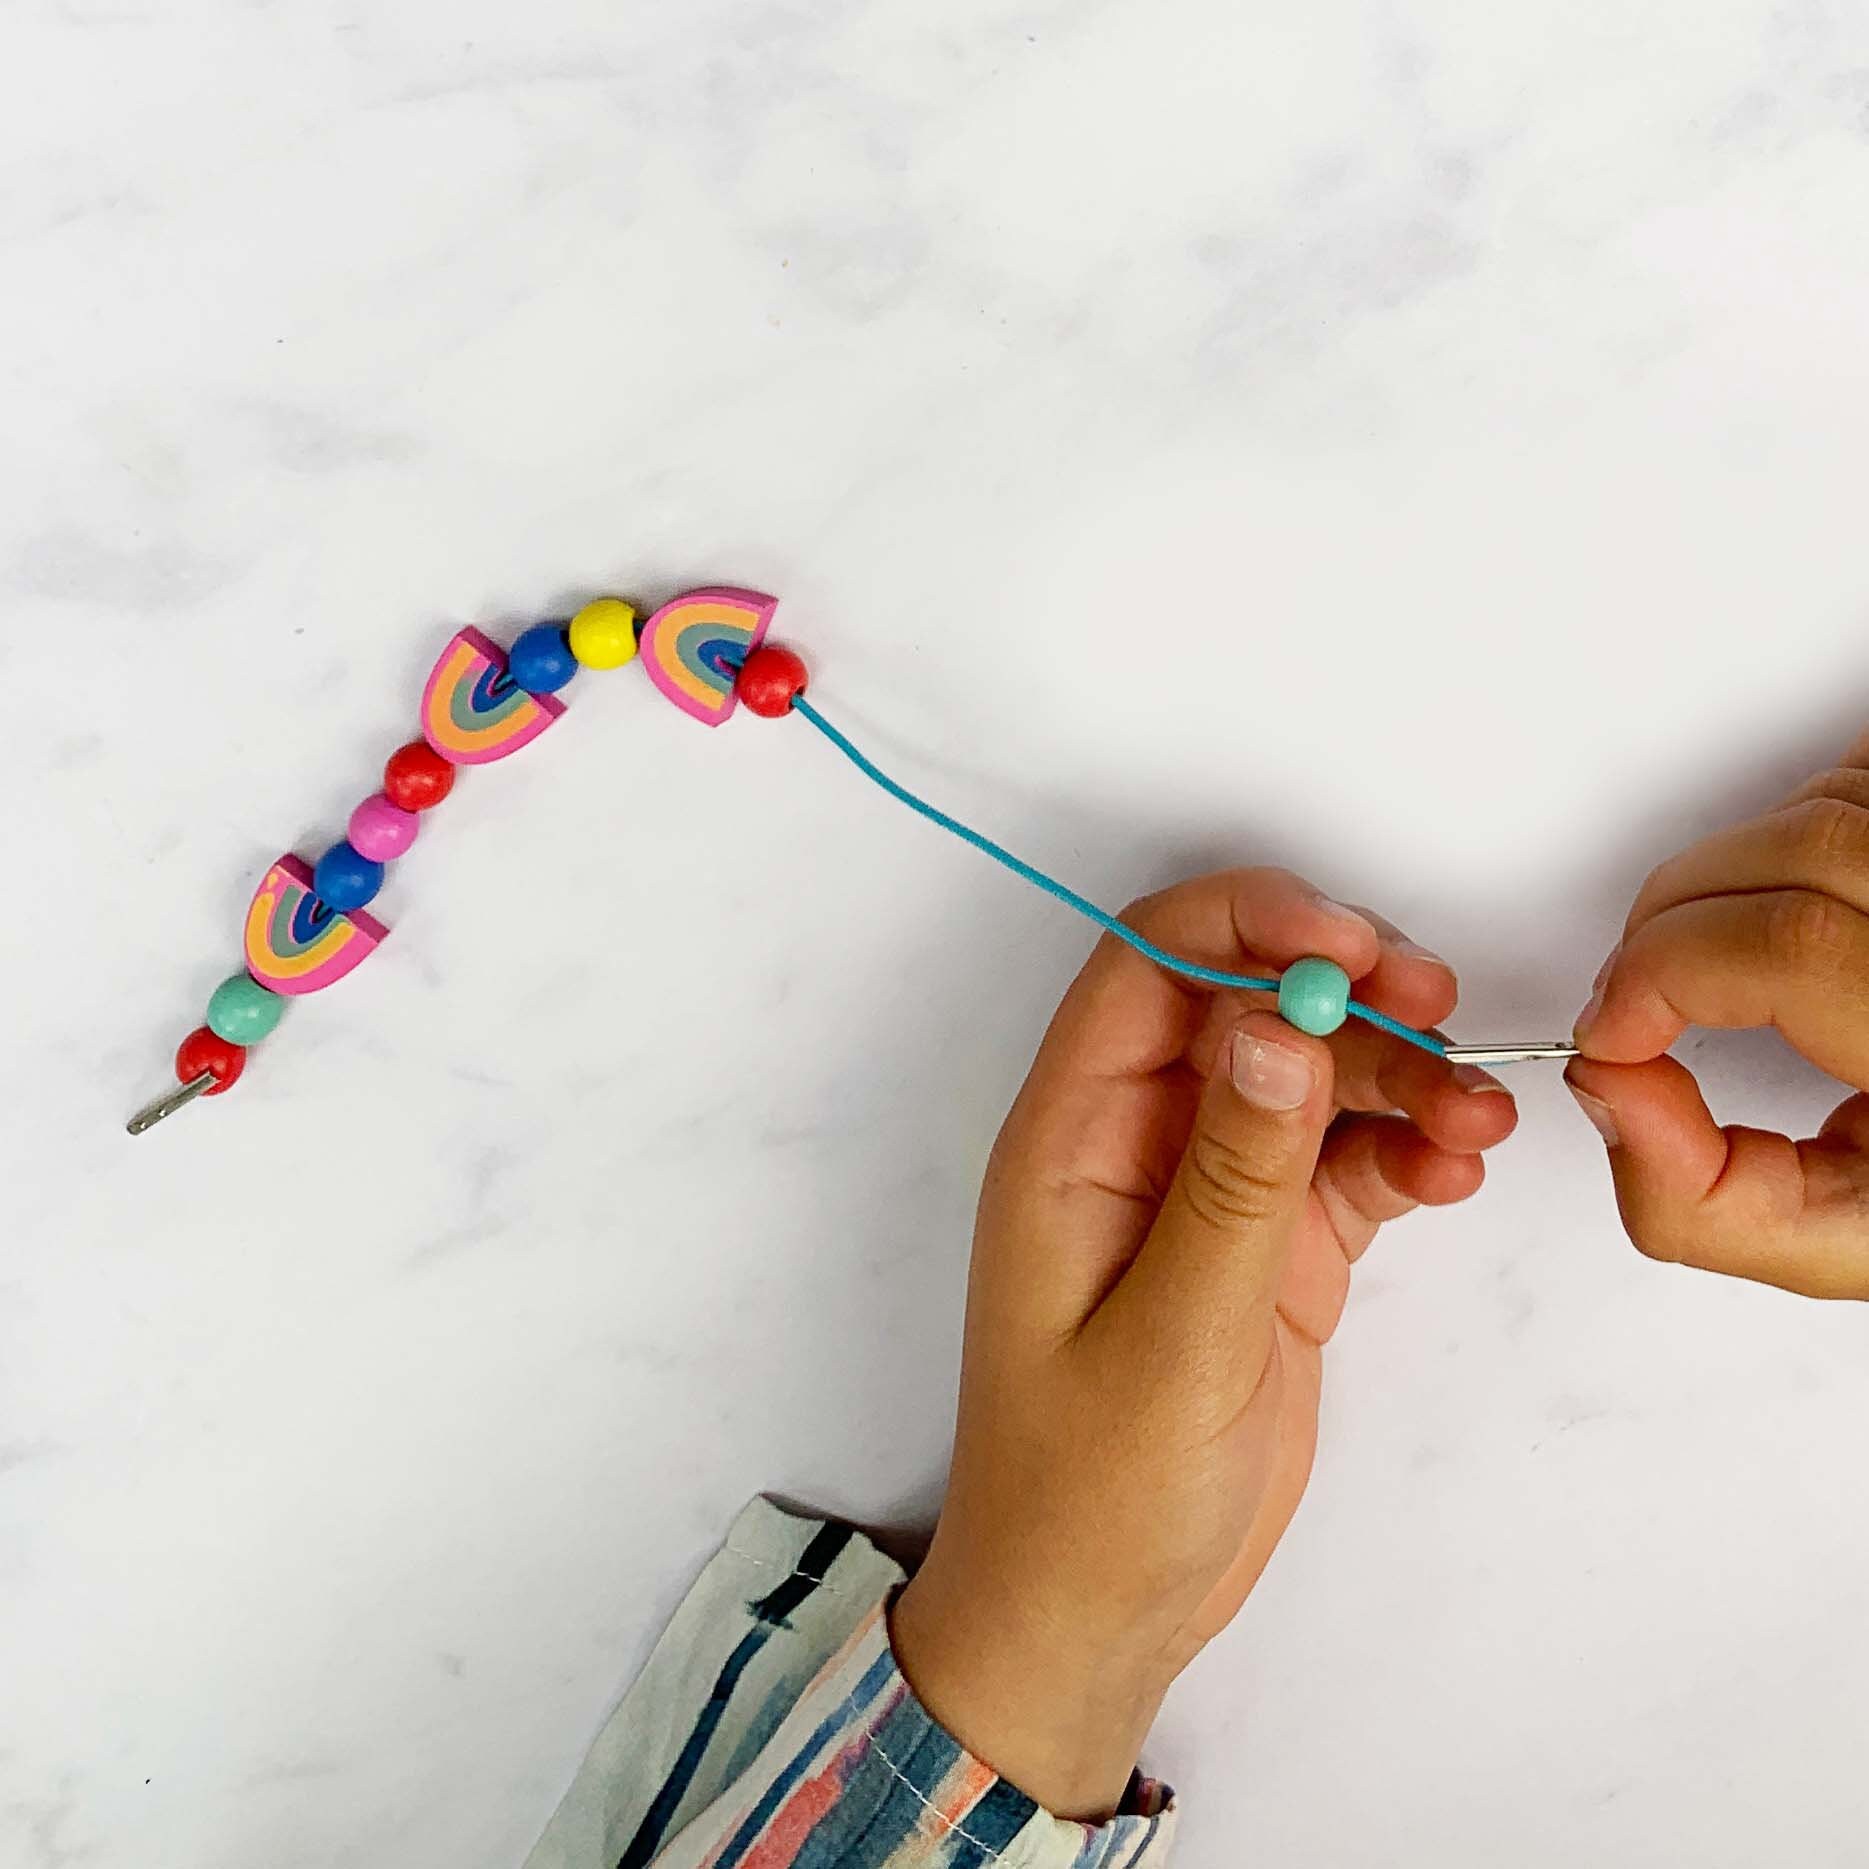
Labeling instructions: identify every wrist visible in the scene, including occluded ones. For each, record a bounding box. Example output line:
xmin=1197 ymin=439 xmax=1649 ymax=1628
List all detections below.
xmin=889 ymin=1554 xmax=1171 ymax=1822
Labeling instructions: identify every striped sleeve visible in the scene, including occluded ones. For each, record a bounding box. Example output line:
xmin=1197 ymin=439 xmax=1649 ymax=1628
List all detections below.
xmin=523 ymin=1497 xmax=1177 ymax=1869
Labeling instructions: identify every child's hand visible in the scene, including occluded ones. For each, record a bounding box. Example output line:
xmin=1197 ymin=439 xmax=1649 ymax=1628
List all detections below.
xmin=889 ymin=868 xmax=1517 ymax=1817
xmin=1567 ymin=731 xmax=1869 ymax=1298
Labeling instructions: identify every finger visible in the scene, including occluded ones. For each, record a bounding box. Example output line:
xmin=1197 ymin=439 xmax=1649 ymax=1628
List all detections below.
xmin=1829 ymin=724 xmax=1869 ymax=771
xmin=1324 ymin=1018 xmax=1520 ymax=1151
xmin=1564 ymin=1055 xmax=1869 ymax=1297
xmin=1574 ymin=891 xmax=1869 ymax=1088
xmin=1275 ymin=1210 xmax=1354 ymax=1344
xmin=1275 ymin=1118 xmax=1489 ymax=1343
xmin=1033 ymin=867 xmax=1381 ymax=1088
xmin=1341 ymin=904 xmax=1461 ymax=1032
xmin=1817 ymin=1090 xmax=1869 ymax=1149
xmin=1089 ymin=1011 xmax=1335 ymax=1387
xmin=1311 ymin=1115 xmax=1488 ymax=1263
xmin=1622 ymin=797 xmax=1869 ymax=941
xmin=1779 ymin=762 xmax=1869 ymax=814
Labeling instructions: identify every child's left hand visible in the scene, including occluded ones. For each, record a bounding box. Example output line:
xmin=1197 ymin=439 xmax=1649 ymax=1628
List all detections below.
xmin=890 ymin=867 xmax=1517 ymax=1819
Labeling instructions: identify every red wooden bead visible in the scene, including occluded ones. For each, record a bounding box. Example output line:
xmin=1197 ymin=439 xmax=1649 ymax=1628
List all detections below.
xmin=383 ymin=739 xmax=457 ymax=811
xmin=175 ymin=1026 xmax=246 ymax=1096
xmin=734 ymin=644 xmax=809 ymax=717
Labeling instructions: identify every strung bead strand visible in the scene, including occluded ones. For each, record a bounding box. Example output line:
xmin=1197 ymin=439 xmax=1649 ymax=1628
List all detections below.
xmin=130 ymin=586 xmax=1567 ymax=1137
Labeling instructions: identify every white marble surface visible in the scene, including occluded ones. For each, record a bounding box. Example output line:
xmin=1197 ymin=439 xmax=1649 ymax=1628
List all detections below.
xmin=6 ymin=2 xmax=1869 ymax=1863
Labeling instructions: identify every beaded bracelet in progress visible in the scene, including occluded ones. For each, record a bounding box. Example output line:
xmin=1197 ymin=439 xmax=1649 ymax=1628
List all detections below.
xmin=127 ymin=586 xmax=1575 ymax=1135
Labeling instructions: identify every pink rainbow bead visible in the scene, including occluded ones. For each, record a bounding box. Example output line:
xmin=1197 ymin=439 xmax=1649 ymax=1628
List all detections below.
xmin=347 ymin=793 xmax=420 ymax=861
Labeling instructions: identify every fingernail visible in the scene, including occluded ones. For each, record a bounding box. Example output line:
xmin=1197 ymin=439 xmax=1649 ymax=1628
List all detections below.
xmin=1567 ymin=1083 xmax=1620 ymax=1148
xmin=1451 ymin=1063 xmax=1510 ymax=1097
xmin=1573 ymin=982 xmax=1606 ymax=1039
xmin=1574 ymin=949 xmax=1618 ymax=1038
xmin=1398 ymin=939 xmax=1452 ymax=972
xmin=1231 ymin=1029 xmax=1317 ymax=1111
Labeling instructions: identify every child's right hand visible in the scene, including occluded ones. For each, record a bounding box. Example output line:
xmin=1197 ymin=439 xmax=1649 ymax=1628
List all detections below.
xmin=1567 ymin=728 xmax=1869 ymax=1298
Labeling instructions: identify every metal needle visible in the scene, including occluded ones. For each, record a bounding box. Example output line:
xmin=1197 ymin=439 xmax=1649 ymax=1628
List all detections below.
xmin=1439 ymin=1041 xmax=1581 ymax=1066
xmin=126 ymin=1072 xmax=216 ymax=1136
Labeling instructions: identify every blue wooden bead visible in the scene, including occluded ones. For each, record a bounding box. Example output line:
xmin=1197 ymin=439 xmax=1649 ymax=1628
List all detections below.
xmin=509 ymin=622 xmax=579 ymax=695
xmin=1277 ymin=956 xmax=1351 ymax=1037
xmin=313 ymin=839 xmax=384 ymax=910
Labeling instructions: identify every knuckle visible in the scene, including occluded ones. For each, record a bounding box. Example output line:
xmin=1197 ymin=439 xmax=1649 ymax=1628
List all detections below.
xmin=1784 ymin=795 xmax=1869 ymax=869
xmin=1760 ymin=889 xmax=1854 ymax=968
xmin=1786 ymin=766 xmax=1869 ymax=814
xmin=1227 ymin=864 xmax=1289 ymax=919
xmin=1182 ymin=1129 xmax=1288 ymax=1230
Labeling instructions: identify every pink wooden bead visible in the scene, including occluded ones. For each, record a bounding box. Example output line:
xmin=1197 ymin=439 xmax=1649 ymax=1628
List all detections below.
xmin=347 ymin=793 xmax=419 ymax=861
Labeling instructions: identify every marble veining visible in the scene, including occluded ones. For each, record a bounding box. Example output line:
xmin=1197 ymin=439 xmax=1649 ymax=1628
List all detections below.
xmin=7 ymin=2 xmax=1869 ymax=1865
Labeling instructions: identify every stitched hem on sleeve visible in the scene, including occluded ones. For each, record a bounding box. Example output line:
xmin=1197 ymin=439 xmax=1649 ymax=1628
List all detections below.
xmin=525 ymin=1497 xmax=1179 ymax=1869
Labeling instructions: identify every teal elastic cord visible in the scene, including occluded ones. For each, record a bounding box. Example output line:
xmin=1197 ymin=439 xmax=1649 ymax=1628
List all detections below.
xmin=788 ymin=694 xmax=1448 ymax=1059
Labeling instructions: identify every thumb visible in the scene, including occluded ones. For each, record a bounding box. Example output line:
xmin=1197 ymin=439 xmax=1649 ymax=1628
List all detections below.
xmin=1101 ymin=1011 xmax=1335 ymax=1367
xmin=1565 ymin=1054 xmax=1869 ymax=1295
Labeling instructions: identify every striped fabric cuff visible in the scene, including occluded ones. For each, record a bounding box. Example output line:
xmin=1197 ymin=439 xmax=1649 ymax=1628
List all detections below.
xmin=525 ymin=1496 xmax=1178 ymax=1869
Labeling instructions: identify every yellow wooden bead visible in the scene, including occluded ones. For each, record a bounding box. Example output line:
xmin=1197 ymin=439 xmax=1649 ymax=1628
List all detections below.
xmin=567 ymin=598 xmax=639 ymax=670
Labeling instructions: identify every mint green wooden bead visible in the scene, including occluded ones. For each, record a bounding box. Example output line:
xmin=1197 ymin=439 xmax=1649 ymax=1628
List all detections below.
xmin=206 ymin=972 xmax=285 ymax=1045
xmin=1277 ymin=956 xmax=1351 ymax=1037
